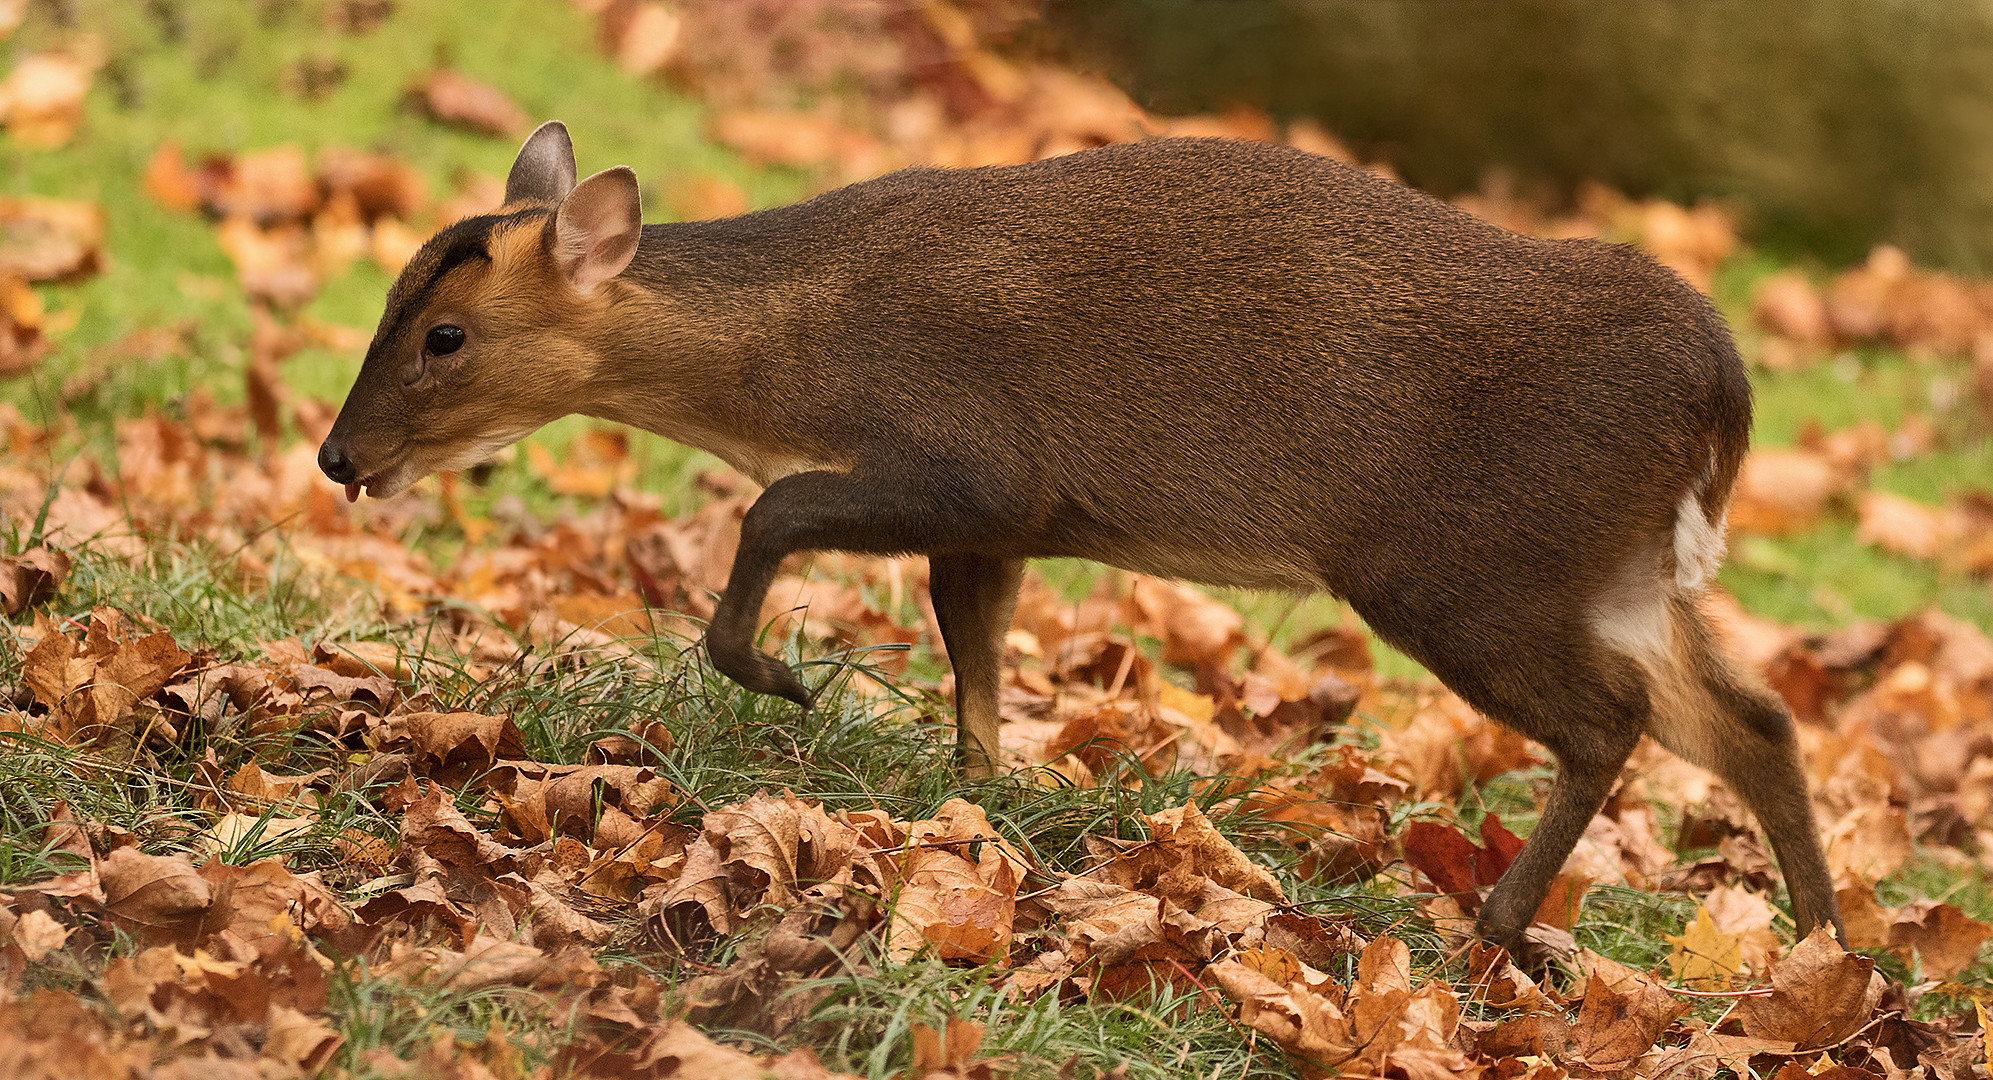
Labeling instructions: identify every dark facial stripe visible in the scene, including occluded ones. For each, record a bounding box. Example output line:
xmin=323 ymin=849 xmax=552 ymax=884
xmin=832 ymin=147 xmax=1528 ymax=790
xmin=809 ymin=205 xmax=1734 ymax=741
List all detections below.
xmin=377 ymin=212 xmax=537 ymax=351
xmin=420 ymin=226 xmax=495 ymax=293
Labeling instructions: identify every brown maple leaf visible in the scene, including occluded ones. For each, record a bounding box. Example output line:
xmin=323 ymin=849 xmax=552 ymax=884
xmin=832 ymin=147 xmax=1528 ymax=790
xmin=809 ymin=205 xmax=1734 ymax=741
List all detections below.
xmin=1736 ymin=926 xmax=1882 ymax=1050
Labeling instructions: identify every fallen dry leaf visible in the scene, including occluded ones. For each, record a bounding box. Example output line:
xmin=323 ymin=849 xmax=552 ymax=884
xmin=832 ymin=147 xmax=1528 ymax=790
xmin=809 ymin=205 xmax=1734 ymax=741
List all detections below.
xmin=0 ymin=272 xmax=43 ymax=375
xmin=1570 ymin=959 xmax=1687 ymax=1071
xmin=1700 ymin=884 xmax=1784 ymax=972
xmin=1729 ymin=447 xmax=1855 ymax=535
xmin=710 ymin=108 xmax=891 ymax=178
xmin=0 ymin=52 xmax=93 ymax=147
xmin=1209 ymin=953 xmax=1352 ymax=1077
xmin=407 ymin=69 xmax=529 ymax=137
xmin=602 ymin=0 xmax=682 ymax=75
xmin=1736 ymin=926 xmax=1881 ymax=1050
xmin=909 ymin=1017 xmax=990 ymax=1079
xmin=315 ymin=146 xmax=428 ymax=223
xmin=1665 ymin=906 xmax=1743 ymax=990
xmin=0 ymin=195 xmax=103 ymax=282
xmin=1755 ymin=271 xmax=1832 ymax=347
xmin=1125 ymin=576 xmax=1245 ymax=672
xmin=96 ymin=847 xmax=214 ymax=942
xmin=888 ymin=799 xmax=1029 ymax=963
xmin=21 ymin=607 xmax=193 ymax=746
xmin=1134 ymin=801 xmax=1285 ymax=903
xmin=1837 ymin=881 xmax=1991 ymax=980
xmin=1856 ymin=491 xmax=1951 ymax=561
xmin=0 ymin=546 xmax=67 ymax=614
xmin=205 ymin=144 xmax=321 ymax=223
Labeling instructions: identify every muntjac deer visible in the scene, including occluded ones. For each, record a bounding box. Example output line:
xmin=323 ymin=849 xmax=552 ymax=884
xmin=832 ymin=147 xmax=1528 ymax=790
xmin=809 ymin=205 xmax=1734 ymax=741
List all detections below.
xmin=320 ymin=121 xmax=1843 ymax=951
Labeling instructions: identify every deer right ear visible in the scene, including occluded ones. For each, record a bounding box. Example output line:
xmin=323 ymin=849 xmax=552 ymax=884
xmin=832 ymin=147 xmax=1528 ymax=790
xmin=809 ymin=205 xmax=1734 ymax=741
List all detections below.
xmin=505 ymin=120 xmax=577 ymax=205
xmin=553 ymin=166 xmax=642 ymax=294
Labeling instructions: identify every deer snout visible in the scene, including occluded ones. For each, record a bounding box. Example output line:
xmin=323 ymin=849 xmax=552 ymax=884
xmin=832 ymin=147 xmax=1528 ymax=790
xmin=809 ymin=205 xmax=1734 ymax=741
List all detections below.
xmin=318 ymin=440 xmax=357 ymax=484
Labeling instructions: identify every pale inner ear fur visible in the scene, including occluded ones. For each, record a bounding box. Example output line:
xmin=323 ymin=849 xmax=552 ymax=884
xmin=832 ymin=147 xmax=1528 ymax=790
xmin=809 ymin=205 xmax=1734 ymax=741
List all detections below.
xmin=554 ymin=166 xmax=642 ymax=293
xmin=506 ymin=120 xmax=578 ymax=206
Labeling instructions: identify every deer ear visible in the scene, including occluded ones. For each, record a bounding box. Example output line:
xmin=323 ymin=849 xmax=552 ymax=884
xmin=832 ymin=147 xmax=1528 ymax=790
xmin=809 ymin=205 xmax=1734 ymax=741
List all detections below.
xmin=505 ymin=120 xmax=577 ymax=205
xmin=553 ymin=166 xmax=641 ymax=293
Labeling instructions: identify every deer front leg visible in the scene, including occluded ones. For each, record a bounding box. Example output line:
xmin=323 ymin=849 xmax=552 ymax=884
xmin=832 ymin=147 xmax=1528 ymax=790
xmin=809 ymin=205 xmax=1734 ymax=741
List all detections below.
xmin=705 ymin=469 xmax=1017 ymax=733
xmin=929 ymin=553 xmax=1024 ymax=778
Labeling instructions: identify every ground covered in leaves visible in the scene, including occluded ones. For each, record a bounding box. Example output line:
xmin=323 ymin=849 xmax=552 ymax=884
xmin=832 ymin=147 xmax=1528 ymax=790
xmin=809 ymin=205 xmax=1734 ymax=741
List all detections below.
xmin=1 ymin=2 xmax=1990 ymax=1078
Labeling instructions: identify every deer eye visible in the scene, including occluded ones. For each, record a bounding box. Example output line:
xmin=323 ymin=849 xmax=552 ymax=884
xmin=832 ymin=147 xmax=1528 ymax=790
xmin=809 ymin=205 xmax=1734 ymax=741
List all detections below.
xmin=425 ymin=325 xmax=467 ymax=356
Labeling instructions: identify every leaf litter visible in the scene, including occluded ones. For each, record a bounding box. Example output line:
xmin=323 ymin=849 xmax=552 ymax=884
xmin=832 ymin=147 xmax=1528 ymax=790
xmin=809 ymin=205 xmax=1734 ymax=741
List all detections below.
xmin=0 ymin=2 xmax=1987 ymax=1078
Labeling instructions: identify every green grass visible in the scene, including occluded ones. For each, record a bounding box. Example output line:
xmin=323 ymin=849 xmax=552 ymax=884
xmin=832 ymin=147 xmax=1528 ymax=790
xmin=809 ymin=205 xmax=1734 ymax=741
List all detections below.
xmin=17 ymin=0 xmax=1986 ymax=645
xmin=5 ymin=0 xmax=786 ymax=523
xmin=7 ymin=0 xmax=1993 ymax=1071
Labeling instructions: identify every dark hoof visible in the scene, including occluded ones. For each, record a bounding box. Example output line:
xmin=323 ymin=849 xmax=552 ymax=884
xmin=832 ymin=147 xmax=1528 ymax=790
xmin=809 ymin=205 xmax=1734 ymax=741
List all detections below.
xmin=706 ymin=638 xmax=813 ymax=706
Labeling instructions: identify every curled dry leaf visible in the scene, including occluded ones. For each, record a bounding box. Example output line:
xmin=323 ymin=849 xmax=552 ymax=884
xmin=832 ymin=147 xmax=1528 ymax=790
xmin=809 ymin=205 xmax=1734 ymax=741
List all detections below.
xmin=21 ymin=607 xmax=193 ymax=745
xmin=1649 ymin=1029 xmax=1797 ymax=1080
xmin=0 ymin=546 xmax=67 ymax=614
xmin=376 ymin=933 xmax=598 ymax=992
xmin=1822 ymin=800 xmax=1913 ymax=885
xmin=197 ymin=858 xmax=351 ymax=944
xmin=1378 ymin=689 xmax=1536 ymax=801
xmin=1464 ymin=941 xmax=1544 ymax=1012
xmin=262 ymin=1004 xmax=344 ymax=1076
xmin=489 ymin=760 xmax=677 ymax=846
xmin=1700 ymin=884 xmax=1784 ymax=973
xmin=888 ymin=799 xmax=1029 ymax=963
xmin=96 ymin=847 xmax=214 ymax=942
xmin=373 ymin=710 xmax=524 ymax=784
xmin=679 ymin=892 xmax=877 ymax=1038
xmin=1135 ymin=801 xmax=1284 ymax=903
xmin=909 ymin=1017 xmax=989 ymax=1079
xmin=1837 ymin=881 xmax=1991 ymax=980
xmin=1401 ymin=816 xmax=1517 ymax=915
xmin=654 ymin=790 xmax=862 ymax=939
xmin=8 ymin=908 xmax=69 ymax=963
xmin=1344 ymin=935 xmax=1479 ymax=1080
xmin=1879 ymin=900 xmax=1992 ymax=980
xmin=1209 ymin=954 xmax=1351 ymax=1078
xmin=1124 ymin=576 xmax=1245 ymax=671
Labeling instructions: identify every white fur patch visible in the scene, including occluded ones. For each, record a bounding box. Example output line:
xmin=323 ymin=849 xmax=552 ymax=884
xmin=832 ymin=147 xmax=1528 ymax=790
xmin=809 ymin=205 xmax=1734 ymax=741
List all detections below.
xmin=1590 ymin=584 xmax=1673 ymax=668
xmin=1672 ymin=491 xmax=1727 ymax=590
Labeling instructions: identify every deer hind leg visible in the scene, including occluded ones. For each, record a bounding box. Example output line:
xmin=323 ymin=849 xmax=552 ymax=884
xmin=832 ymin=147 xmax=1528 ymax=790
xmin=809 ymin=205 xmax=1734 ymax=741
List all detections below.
xmin=1349 ymin=589 xmax=1652 ymax=953
xmin=1636 ymin=594 xmax=1845 ymax=943
xmin=928 ymin=553 xmax=1024 ymax=778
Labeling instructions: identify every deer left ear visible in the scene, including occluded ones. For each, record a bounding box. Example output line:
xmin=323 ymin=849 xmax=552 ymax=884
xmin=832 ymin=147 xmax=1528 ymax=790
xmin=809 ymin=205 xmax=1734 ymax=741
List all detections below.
xmin=506 ymin=120 xmax=577 ymax=205
xmin=553 ymin=166 xmax=641 ymax=294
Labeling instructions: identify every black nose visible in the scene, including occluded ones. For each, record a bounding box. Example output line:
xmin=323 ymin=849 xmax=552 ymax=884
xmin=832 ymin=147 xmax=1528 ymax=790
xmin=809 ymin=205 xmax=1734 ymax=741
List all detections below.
xmin=318 ymin=441 xmax=356 ymax=484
